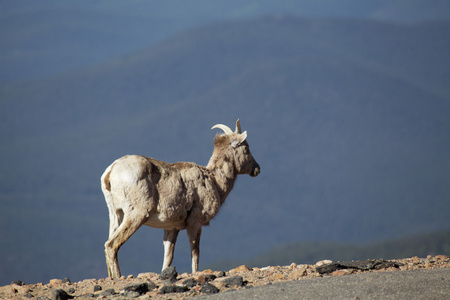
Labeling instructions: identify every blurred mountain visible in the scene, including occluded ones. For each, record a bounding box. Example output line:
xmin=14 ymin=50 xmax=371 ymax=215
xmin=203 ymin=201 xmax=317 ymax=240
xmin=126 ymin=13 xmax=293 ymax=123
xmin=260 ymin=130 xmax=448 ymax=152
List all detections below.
xmin=0 ymin=15 xmax=449 ymax=285
xmin=2 ymin=0 xmax=450 ymax=81
xmin=209 ymin=229 xmax=450 ymax=269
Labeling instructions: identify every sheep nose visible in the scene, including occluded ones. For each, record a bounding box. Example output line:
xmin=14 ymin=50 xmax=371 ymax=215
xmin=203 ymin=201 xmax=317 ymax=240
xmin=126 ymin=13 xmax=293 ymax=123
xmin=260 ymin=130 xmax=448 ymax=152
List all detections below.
xmin=250 ymin=164 xmax=260 ymax=177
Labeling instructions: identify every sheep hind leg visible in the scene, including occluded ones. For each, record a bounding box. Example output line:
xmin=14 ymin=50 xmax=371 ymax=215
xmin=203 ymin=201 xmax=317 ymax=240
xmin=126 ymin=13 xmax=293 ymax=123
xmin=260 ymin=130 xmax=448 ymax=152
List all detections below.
xmin=186 ymin=226 xmax=202 ymax=273
xmin=107 ymin=208 xmax=124 ymax=239
xmin=104 ymin=212 xmax=147 ymax=278
xmin=162 ymin=229 xmax=179 ymax=271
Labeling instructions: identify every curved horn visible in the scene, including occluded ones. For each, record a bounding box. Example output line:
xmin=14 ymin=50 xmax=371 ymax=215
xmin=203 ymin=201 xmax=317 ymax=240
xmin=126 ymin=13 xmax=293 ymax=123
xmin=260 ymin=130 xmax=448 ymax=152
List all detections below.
xmin=211 ymin=124 xmax=233 ymax=135
xmin=235 ymin=119 xmax=241 ymax=134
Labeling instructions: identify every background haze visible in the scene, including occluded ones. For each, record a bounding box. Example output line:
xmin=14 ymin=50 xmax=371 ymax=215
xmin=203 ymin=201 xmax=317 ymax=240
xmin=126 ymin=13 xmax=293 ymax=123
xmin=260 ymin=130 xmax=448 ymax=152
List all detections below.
xmin=1 ymin=0 xmax=450 ymax=285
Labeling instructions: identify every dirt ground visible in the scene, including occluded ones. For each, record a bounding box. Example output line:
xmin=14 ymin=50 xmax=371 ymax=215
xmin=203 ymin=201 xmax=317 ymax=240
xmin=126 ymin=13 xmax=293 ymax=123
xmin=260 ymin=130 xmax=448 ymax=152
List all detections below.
xmin=1 ymin=255 xmax=449 ymax=299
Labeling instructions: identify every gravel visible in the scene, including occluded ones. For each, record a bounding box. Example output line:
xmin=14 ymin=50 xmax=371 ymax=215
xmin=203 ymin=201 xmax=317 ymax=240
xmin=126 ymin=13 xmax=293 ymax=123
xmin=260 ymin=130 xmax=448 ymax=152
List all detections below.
xmin=0 ymin=255 xmax=448 ymax=299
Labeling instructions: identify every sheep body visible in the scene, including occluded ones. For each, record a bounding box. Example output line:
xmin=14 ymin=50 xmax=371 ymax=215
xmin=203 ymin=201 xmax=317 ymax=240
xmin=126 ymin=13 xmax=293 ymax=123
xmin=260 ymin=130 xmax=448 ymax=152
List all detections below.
xmin=106 ymin=156 xmax=221 ymax=230
xmin=101 ymin=120 xmax=260 ymax=278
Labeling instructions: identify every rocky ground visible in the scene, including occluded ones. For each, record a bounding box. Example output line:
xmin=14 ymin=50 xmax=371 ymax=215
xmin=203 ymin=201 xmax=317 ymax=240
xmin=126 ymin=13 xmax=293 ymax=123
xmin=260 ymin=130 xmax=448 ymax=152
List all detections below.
xmin=1 ymin=255 xmax=449 ymax=300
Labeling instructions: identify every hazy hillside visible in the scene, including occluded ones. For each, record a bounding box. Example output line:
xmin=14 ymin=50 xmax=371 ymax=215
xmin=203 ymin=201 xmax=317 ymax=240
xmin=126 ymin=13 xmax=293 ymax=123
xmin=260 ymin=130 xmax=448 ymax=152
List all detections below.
xmin=209 ymin=230 xmax=450 ymax=269
xmin=2 ymin=0 xmax=450 ymax=81
xmin=1 ymin=16 xmax=449 ymax=285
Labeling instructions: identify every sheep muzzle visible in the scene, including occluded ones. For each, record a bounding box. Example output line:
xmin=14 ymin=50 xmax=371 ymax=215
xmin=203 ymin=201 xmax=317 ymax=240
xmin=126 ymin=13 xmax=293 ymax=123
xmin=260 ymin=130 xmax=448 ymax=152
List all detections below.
xmin=250 ymin=163 xmax=260 ymax=177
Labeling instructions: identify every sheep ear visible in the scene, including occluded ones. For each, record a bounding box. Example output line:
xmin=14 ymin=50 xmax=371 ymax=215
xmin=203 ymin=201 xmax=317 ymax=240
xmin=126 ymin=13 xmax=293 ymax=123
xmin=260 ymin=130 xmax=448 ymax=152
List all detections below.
xmin=231 ymin=131 xmax=247 ymax=148
xmin=239 ymin=131 xmax=247 ymax=143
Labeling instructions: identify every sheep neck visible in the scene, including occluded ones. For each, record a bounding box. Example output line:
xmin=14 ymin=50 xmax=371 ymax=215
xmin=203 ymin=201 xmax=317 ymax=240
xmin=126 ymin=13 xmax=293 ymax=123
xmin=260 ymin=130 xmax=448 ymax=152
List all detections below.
xmin=206 ymin=153 xmax=237 ymax=204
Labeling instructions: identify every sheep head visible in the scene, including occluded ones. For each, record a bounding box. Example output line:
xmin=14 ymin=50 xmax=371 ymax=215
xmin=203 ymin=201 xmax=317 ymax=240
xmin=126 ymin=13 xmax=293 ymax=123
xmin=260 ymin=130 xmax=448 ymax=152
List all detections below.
xmin=211 ymin=119 xmax=260 ymax=177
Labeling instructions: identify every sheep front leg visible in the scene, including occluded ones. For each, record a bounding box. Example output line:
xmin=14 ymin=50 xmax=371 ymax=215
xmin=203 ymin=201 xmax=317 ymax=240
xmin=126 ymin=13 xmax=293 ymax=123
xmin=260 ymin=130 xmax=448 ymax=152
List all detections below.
xmin=187 ymin=226 xmax=202 ymax=273
xmin=162 ymin=229 xmax=179 ymax=271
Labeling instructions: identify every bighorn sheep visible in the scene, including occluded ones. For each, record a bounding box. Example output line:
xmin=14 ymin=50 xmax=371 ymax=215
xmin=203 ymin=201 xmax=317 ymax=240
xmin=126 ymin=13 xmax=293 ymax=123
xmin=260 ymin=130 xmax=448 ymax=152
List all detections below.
xmin=101 ymin=120 xmax=260 ymax=278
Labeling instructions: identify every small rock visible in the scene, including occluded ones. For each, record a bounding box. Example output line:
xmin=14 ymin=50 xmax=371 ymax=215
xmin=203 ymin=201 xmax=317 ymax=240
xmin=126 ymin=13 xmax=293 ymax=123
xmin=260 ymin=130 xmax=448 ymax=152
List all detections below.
xmin=183 ymin=278 xmax=199 ymax=288
xmin=137 ymin=272 xmax=153 ymax=279
xmin=230 ymin=265 xmax=252 ymax=273
xmin=222 ymin=276 xmax=245 ymax=287
xmin=205 ymin=274 xmax=217 ymax=281
xmin=159 ymin=285 xmax=189 ymax=294
xmin=316 ymin=259 xmax=401 ymax=275
xmin=49 ymin=279 xmax=64 ymax=285
xmin=213 ymin=281 xmax=227 ymax=289
xmin=100 ymin=289 xmax=117 ymax=296
xmin=62 ymin=277 xmax=71 ymax=284
xmin=81 ymin=278 xmax=97 ymax=284
xmin=217 ymin=271 xmax=226 ymax=277
xmin=93 ymin=285 xmax=102 ymax=292
xmin=197 ymin=274 xmax=207 ymax=283
xmin=289 ymin=262 xmax=298 ymax=270
xmin=198 ymin=274 xmax=217 ymax=283
xmin=372 ymin=260 xmax=401 ymax=270
xmin=316 ymin=262 xmax=340 ymax=274
xmin=315 ymin=260 xmax=333 ymax=267
xmin=52 ymin=289 xmax=74 ymax=300
xmin=161 ymin=266 xmax=178 ymax=282
xmin=67 ymin=287 xmax=75 ymax=294
xmin=201 ymin=282 xmax=219 ymax=294
xmin=24 ymin=292 xmax=33 ymax=298
xmin=11 ymin=280 xmax=25 ymax=286
xmin=122 ymin=282 xmax=155 ymax=297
